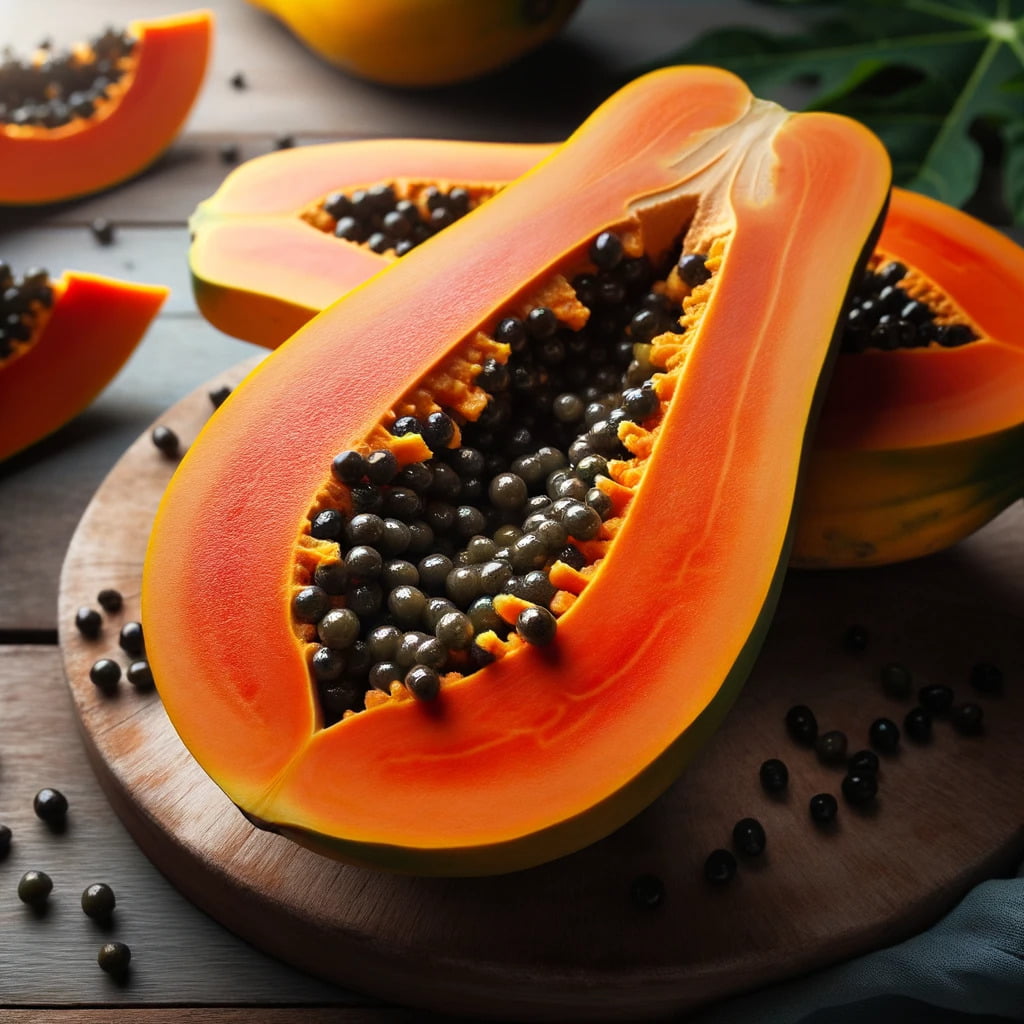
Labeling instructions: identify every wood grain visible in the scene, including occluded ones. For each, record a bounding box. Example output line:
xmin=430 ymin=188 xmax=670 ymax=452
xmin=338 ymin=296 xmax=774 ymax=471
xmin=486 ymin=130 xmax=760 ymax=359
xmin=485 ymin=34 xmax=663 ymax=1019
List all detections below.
xmin=56 ymin=364 xmax=1024 ymax=1021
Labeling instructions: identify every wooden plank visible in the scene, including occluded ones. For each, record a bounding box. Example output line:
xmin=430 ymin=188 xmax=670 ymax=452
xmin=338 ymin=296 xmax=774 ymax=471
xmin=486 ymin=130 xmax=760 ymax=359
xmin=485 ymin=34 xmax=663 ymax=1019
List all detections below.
xmin=2 ymin=1013 xmax=424 ymax=1024
xmin=54 ymin=364 xmax=1024 ymax=1021
xmin=0 ymin=315 xmax=257 ymax=635
xmin=0 ymin=645 xmax=371 ymax=1006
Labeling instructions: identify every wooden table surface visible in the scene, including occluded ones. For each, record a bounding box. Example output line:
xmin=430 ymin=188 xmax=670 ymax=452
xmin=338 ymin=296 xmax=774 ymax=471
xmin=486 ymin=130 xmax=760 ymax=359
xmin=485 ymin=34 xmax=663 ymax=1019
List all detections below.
xmin=1 ymin=1 xmax=1021 ymax=1021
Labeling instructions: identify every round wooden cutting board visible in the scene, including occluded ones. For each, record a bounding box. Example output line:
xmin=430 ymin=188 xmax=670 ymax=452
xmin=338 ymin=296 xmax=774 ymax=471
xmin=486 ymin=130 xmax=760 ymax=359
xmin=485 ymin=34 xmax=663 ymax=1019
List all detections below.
xmin=58 ymin=360 xmax=1024 ymax=1021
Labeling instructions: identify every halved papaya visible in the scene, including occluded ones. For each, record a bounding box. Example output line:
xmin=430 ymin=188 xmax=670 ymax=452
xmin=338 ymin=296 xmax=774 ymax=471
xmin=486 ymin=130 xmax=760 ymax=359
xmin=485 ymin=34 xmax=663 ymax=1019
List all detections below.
xmin=0 ymin=266 xmax=168 ymax=461
xmin=190 ymin=145 xmax=1024 ymax=567
xmin=0 ymin=10 xmax=213 ymax=205
xmin=144 ymin=66 xmax=890 ymax=875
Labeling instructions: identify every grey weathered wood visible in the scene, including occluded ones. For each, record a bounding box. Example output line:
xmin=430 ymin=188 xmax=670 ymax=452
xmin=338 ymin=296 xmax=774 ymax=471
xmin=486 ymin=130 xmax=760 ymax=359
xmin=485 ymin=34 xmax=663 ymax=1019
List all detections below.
xmin=54 ymin=370 xmax=1024 ymax=1019
xmin=0 ymin=644 xmax=367 ymax=1006
xmin=0 ymin=314 xmax=256 ymax=635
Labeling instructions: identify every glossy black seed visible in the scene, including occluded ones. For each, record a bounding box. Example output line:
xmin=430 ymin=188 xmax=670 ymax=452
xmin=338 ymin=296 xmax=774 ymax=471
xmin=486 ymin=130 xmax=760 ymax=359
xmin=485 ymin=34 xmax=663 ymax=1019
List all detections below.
xmin=427 ymin=462 xmax=462 ymax=500
xmin=517 ymin=605 xmax=556 ymax=646
xmin=75 ymin=607 xmax=102 ymax=638
xmin=918 ymin=684 xmax=954 ymax=714
xmin=313 ymin=561 xmax=347 ymax=595
xmin=526 ymin=306 xmax=558 ymax=339
xmin=151 ymin=425 xmax=180 ymax=457
xmin=848 ymin=749 xmax=879 ymax=775
xmin=364 ymin=448 xmax=398 ymax=485
xmin=317 ymin=608 xmax=360 ymax=649
xmin=381 ymin=559 xmax=419 ymax=591
xmin=704 ymin=848 xmax=736 ymax=884
xmin=89 ymin=658 xmax=120 ymax=693
xmin=727 ymin=817 xmax=766 ymax=860
xmin=124 ymin=659 xmax=153 ymax=691
xmin=368 ymin=660 xmax=402 ymax=692
xmin=332 ymin=449 xmax=367 ymax=484
xmin=903 ymin=706 xmax=933 ymax=742
xmin=435 ymin=610 xmax=474 ymax=650
xmin=937 ymin=323 xmax=975 ymax=347
xmin=952 ymin=702 xmax=984 ymax=735
xmin=489 ymin=472 xmax=528 ymax=510
xmin=759 ymin=758 xmax=789 ymax=793
xmin=881 ymin=662 xmax=912 ymax=698
xmin=350 ymin=484 xmax=383 ymax=514
xmin=310 ymin=509 xmax=343 ymax=540
xmin=415 ymin=637 xmax=448 ymax=671
xmin=97 ymin=940 xmax=132 ymax=976
xmin=90 ymin=218 xmax=115 ymax=245
xmin=81 ymin=882 xmax=116 ymax=921
xmin=495 ymin=316 xmax=526 ymax=350
xmin=18 ymin=870 xmax=53 ymax=908
xmin=378 ymin=518 xmax=412 ymax=557
xmin=678 ymin=252 xmax=711 ymax=287
xmin=589 ymin=231 xmax=623 ymax=270
xmin=292 ymin=585 xmax=330 ymax=623
xmin=34 ymin=787 xmax=68 ymax=825
xmin=878 ymin=261 xmax=907 ymax=286
xmin=311 ymin=646 xmax=345 ymax=683
xmin=406 ymin=520 xmax=435 ymax=555
xmin=334 ymin=215 xmax=363 ymax=242
xmin=785 ymin=704 xmax=818 ymax=746
xmin=969 ymin=662 xmax=1003 ymax=694
xmin=388 ymin=585 xmax=428 ymax=628
xmin=816 ymin=729 xmax=848 ymax=764
xmin=208 ymin=384 xmax=232 ymax=408
xmin=869 ymin=717 xmax=901 ymax=753
xmin=0 ymin=824 xmax=10 ymax=859
xmin=119 ymin=621 xmax=144 ymax=657
xmin=345 ymin=545 xmax=383 ymax=580
xmin=230 ymin=70 xmax=247 ymax=89
xmin=406 ymin=664 xmax=440 ymax=700
xmin=843 ymin=623 xmax=869 ymax=652
xmin=629 ymin=872 xmax=664 ymax=908
xmin=96 ymin=588 xmax=122 ymax=613
xmin=841 ymin=771 xmax=878 ymax=806
xmin=809 ymin=792 xmax=838 ymax=824
xmin=423 ymin=411 xmax=455 ymax=452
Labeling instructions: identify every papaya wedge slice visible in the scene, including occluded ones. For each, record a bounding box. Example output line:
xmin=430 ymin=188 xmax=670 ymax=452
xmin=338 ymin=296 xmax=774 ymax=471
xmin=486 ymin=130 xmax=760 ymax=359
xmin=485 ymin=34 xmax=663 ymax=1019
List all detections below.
xmin=190 ymin=145 xmax=1024 ymax=568
xmin=0 ymin=10 xmax=213 ymax=205
xmin=144 ymin=66 xmax=891 ymax=875
xmin=0 ymin=271 xmax=168 ymax=461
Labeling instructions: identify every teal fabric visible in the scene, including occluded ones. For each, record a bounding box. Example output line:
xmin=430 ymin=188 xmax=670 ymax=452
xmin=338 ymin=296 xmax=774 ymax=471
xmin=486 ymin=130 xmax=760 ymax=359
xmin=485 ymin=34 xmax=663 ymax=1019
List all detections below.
xmin=692 ymin=860 xmax=1024 ymax=1023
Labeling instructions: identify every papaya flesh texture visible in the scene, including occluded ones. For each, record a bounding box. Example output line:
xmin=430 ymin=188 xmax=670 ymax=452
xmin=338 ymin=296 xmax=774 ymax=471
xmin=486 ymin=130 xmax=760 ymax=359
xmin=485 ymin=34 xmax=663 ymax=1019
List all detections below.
xmin=144 ymin=66 xmax=890 ymax=875
xmin=0 ymin=270 xmax=168 ymax=461
xmin=244 ymin=0 xmax=582 ymax=87
xmin=0 ymin=10 xmax=212 ymax=205
xmin=192 ymin=147 xmax=1024 ymax=570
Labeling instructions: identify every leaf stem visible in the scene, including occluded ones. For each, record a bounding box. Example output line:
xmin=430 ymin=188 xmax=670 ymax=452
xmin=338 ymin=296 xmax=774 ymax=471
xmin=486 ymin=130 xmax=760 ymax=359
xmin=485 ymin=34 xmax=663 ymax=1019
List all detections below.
xmin=902 ymin=0 xmax=991 ymax=30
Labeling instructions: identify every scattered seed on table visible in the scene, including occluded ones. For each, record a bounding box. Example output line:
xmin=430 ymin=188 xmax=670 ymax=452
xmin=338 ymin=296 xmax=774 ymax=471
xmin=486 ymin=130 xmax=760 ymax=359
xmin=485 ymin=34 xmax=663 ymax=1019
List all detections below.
xmin=809 ymin=793 xmax=838 ymax=825
xmin=903 ymin=706 xmax=932 ymax=742
xmin=732 ymin=817 xmax=766 ymax=856
xmin=629 ymin=873 xmax=664 ymax=908
xmin=952 ymin=703 xmax=984 ymax=735
xmin=18 ymin=870 xmax=52 ymax=907
xmin=848 ymin=749 xmax=879 ymax=775
xmin=869 ymin=717 xmax=901 ymax=753
xmin=75 ymin=607 xmax=102 ymax=638
xmin=89 ymin=658 xmax=121 ymax=694
xmin=97 ymin=941 xmax=131 ymax=977
xmin=918 ymin=684 xmax=954 ymax=715
xmin=275 ymin=134 xmax=294 ymax=150
xmin=785 ymin=705 xmax=818 ymax=746
xmin=96 ymin=588 xmax=122 ymax=613
xmin=880 ymin=662 xmax=912 ymax=699
xmin=0 ymin=824 xmax=11 ymax=859
xmin=90 ymin=218 xmax=115 ymax=246
xmin=209 ymin=384 xmax=232 ymax=407
xmin=81 ymin=882 xmax=116 ymax=921
xmin=229 ymin=70 xmax=247 ymax=89
xmin=816 ymin=729 xmax=848 ymax=764
xmin=126 ymin=660 xmax=154 ymax=691
xmin=219 ymin=143 xmax=239 ymax=165
xmin=841 ymin=772 xmax=878 ymax=806
xmin=119 ymin=621 xmax=145 ymax=657
xmin=151 ymin=425 xmax=180 ymax=457
xmin=759 ymin=758 xmax=789 ymax=793
xmin=33 ymin=788 xmax=68 ymax=826
xmin=704 ymin=848 xmax=737 ymax=884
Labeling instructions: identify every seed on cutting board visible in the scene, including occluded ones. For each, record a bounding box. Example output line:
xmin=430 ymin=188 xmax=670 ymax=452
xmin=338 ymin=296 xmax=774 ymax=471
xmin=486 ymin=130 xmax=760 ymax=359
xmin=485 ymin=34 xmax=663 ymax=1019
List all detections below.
xmin=18 ymin=870 xmax=53 ymax=907
xmin=81 ymin=882 xmax=116 ymax=921
xmin=89 ymin=658 xmax=121 ymax=693
xmin=952 ymin=703 xmax=984 ymax=735
xmin=848 ymin=749 xmax=879 ymax=775
xmin=629 ymin=873 xmax=664 ymax=908
xmin=785 ymin=704 xmax=817 ymax=746
xmin=151 ymin=425 xmax=180 ymax=457
xmin=903 ymin=706 xmax=932 ymax=742
xmin=869 ymin=717 xmax=900 ymax=753
xmin=75 ymin=606 xmax=102 ymax=638
xmin=918 ymin=684 xmax=954 ymax=714
xmin=209 ymin=384 xmax=232 ymax=407
xmin=126 ymin=659 xmax=154 ymax=690
xmin=96 ymin=588 xmax=122 ymax=613
xmin=809 ymin=793 xmax=838 ymax=825
xmin=880 ymin=662 xmax=912 ymax=698
xmin=219 ymin=143 xmax=240 ymax=165
xmin=229 ymin=70 xmax=246 ymax=89
xmin=969 ymin=662 xmax=1003 ymax=694
xmin=841 ymin=771 xmax=878 ymax=806
xmin=0 ymin=824 xmax=11 ymax=858
xmin=704 ymin=848 xmax=737 ymax=884
xmin=97 ymin=940 xmax=131 ymax=976
xmin=815 ymin=729 xmax=848 ymax=764
xmin=275 ymin=134 xmax=294 ymax=150
xmin=759 ymin=758 xmax=789 ymax=793
xmin=33 ymin=787 xmax=69 ymax=825
xmin=732 ymin=817 xmax=766 ymax=856
xmin=119 ymin=621 xmax=145 ymax=656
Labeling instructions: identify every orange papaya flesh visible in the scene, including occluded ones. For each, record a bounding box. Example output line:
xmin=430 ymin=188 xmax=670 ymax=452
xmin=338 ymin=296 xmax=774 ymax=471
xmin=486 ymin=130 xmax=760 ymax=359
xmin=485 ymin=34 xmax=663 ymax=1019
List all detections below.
xmin=145 ymin=66 xmax=890 ymax=875
xmin=189 ymin=140 xmax=552 ymax=348
xmin=0 ymin=268 xmax=168 ymax=461
xmin=0 ymin=10 xmax=212 ymax=205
